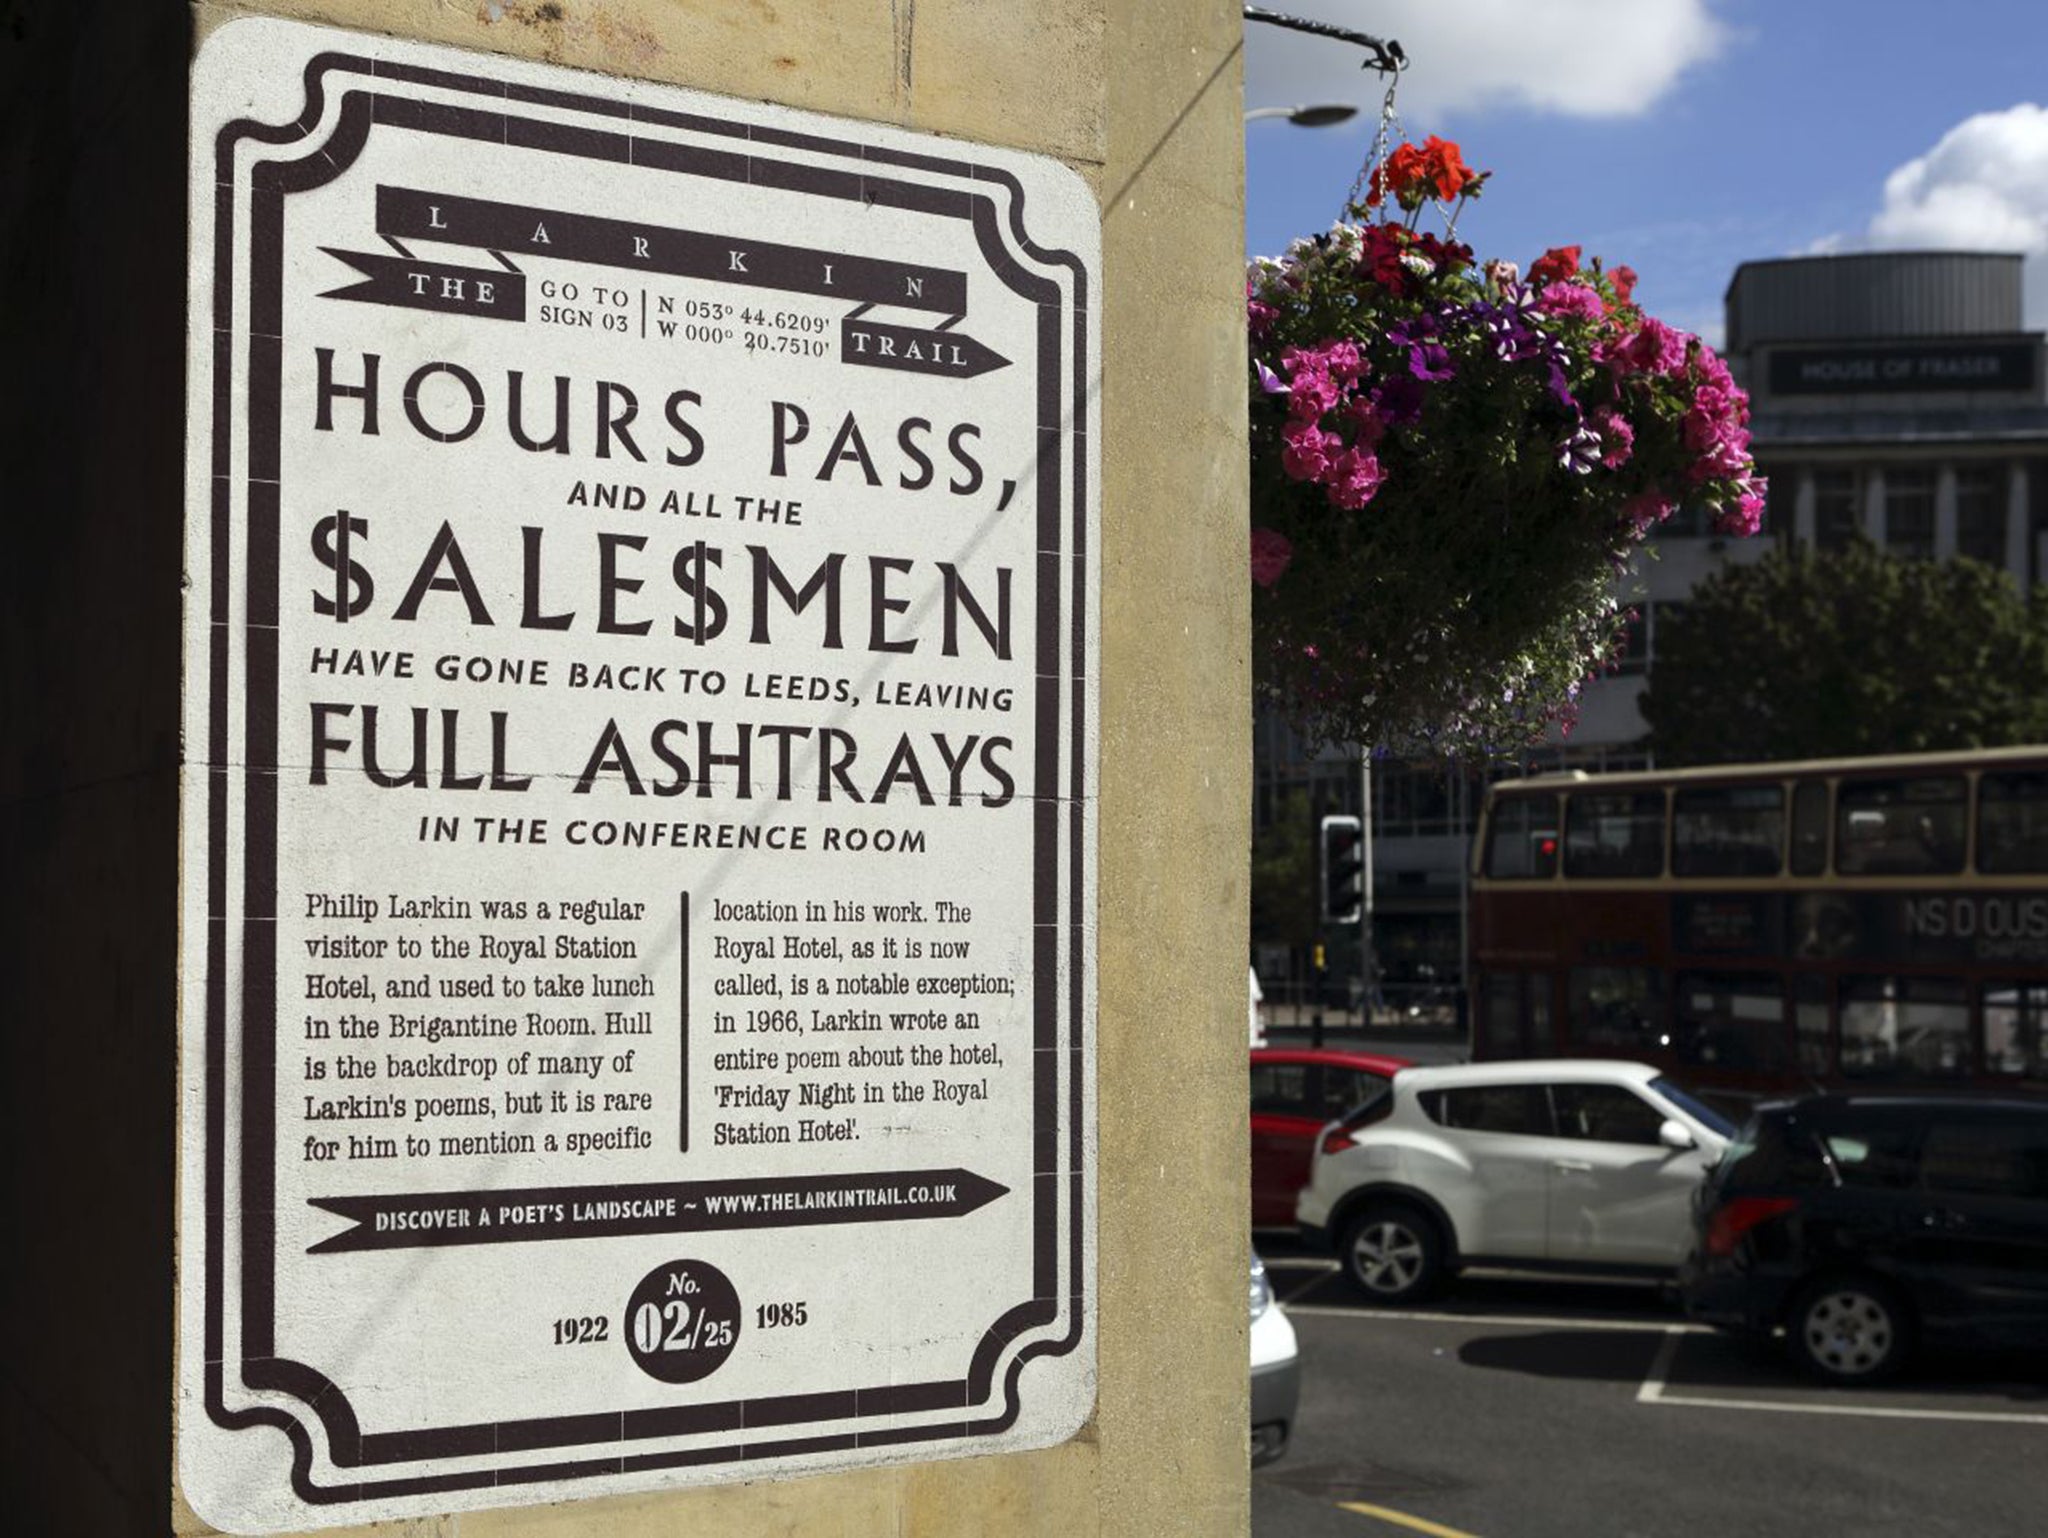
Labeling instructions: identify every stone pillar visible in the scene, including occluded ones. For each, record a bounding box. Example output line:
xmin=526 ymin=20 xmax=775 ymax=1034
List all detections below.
xmin=1793 ymin=465 xmax=1816 ymax=547
xmin=3 ymin=4 xmax=1251 ymax=1536
xmin=2009 ymin=460 xmax=2032 ymax=590
xmin=1864 ymin=465 xmax=1887 ymax=546
xmin=1935 ymin=463 xmax=1959 ymax=561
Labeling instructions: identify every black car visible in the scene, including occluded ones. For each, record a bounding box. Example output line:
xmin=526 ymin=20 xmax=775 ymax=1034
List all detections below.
xmin=1681 ymin=1093 xmax=2048 ymax=1383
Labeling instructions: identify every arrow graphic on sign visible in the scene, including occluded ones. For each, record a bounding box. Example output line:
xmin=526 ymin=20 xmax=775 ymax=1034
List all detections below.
xmin=307 ymin=1169 xmax=1009 ymax=1253
xmin=841 ymin=313 xmax=1011 ymax=377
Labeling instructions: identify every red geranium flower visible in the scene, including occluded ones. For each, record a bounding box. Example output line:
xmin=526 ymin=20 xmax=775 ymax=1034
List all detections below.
xmin=1357 ymin=223 xmax=1412 ymax=293
xmin=1421 ymin=136 xmax=1475 ymax=199
xmin=1529 ymin=244 xmax=1582 ymax=287
xmin=1408 ymin=231 xmax=1474 ymax=273
xmin=1369 ymin=136 xmax=1482 ymax=209
xmin=1368 ymin=142 xmax=1432 ymax=207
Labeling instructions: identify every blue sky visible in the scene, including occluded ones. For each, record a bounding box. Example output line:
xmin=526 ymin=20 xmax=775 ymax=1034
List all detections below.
xmin=1245 ymin=1 xmax=2048 ymax=345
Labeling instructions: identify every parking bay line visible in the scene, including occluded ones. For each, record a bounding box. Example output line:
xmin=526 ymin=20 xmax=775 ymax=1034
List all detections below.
xmin=1636 ymin=1327 xmax=2048 ymax=1425
xmin=1287 ymin=1303 xmax=1710 ymax=1333
xmin=1336 ymin=1499 xmax=1486 ymax=1538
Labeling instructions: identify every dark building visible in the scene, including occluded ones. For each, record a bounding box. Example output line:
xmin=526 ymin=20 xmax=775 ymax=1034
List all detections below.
xmin=1730 ymin=250 xmax=2048 ymax=576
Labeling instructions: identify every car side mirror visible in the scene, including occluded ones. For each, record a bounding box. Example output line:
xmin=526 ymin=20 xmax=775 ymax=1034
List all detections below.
xmin=1658 ymin=1119 xmax=1697 ymax=1152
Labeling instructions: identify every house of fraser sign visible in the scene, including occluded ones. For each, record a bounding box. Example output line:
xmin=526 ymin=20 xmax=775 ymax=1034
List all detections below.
xmin=180 ymin=21 xmax=1098 ymax=1530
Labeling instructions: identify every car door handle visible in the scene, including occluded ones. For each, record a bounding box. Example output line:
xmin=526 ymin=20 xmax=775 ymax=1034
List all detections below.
xmin=1552 ymin=1159 xmax=1594 ymax=1174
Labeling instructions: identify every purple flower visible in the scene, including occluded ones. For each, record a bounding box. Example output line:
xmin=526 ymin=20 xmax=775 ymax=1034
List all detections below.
xmin=1408 ymin=342 xmax=1455 ymax=382
xmin=1557 ymin=424 xmax=1602 ymax=475
xmin=1372 ymin=374 xmax=1426 ymax=426
xmin=1254 ymin=359 xmax=1289 ymax=395
xmin=1386 ymin=314 xmax=1457 ymax=383
xmin=1540 ymin=353 xmax=1575 ymax=411
xmin=1478 ymin=305 xmax=1544 ymax=363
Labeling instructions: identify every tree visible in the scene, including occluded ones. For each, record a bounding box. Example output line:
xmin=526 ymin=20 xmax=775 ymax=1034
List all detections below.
xmin=1250 ymin=791 xmax=1320 ymax=949
xmin=1640 ymin=538 xmax=2048 ymax=766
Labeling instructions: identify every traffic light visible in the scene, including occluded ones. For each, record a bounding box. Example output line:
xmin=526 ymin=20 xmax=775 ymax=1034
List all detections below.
xmin=1320 ymin=814 xmax=1364 ymax=925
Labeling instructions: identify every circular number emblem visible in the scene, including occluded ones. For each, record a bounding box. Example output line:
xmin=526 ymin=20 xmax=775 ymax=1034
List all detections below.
xmin=623 ymin=1259 xmax=743 ymax=1384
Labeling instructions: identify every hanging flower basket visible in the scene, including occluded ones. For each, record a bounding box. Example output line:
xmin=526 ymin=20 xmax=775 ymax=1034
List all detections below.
xmin=1248 ymin=134 xmax=1764 ymax=751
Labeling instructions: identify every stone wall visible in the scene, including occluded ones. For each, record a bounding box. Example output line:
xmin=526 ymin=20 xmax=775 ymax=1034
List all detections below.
xmin=0 ymin=3 xmax=1248 ymax=1532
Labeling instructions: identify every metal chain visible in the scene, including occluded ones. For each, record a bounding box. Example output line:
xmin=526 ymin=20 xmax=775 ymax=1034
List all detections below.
xmin=1343 ymin=70 xmax=1403 ymax=225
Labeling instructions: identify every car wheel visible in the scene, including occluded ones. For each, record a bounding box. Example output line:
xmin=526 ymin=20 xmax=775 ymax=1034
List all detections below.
xmin=1787 ymin=1274 xmax=1914 ymax=1384
xmin=1339 ymin=1204 xmax=1444 ymax=1304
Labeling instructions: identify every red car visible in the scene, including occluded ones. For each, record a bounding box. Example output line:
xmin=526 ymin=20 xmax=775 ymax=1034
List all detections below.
xmin=1251 ymin=1047 xmax=1409 ymax=1229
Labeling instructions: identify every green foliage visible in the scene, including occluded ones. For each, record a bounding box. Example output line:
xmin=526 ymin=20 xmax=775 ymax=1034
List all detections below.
xmin=1250 ymin=791 xmax=1320 ymax=948
xmin=1641 ymin=537 xmax=2048 ymax=765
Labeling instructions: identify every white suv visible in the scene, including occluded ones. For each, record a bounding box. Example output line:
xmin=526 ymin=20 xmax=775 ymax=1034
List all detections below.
xmin=1296 ymin=1060 xmax=1734 ymax=1302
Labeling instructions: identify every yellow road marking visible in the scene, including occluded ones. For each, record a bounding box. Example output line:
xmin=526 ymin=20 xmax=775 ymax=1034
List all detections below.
xmin=1337 ymin=1499 xmax=1485 ymax=1538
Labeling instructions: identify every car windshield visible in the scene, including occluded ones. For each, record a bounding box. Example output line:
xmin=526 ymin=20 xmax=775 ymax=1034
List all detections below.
xmin=1650 ymin=1076 xmax=1738 ymax=1138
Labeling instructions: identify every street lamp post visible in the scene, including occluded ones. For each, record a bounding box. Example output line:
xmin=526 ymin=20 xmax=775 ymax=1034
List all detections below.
xmin=1243 ymin=103 xmax=1359 ymax=127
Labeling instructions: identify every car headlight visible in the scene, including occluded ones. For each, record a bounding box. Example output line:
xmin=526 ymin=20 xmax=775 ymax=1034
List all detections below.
xmin=1250 ymin=1254 xmax=1274 ymax=1322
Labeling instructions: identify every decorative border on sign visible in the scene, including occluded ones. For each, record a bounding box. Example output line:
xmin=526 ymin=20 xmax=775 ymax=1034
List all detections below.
xmin=201 ymin=48 xmax=1091 ymax=1503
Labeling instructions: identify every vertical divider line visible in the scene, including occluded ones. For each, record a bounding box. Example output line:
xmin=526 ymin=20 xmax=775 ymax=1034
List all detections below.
xmin=680 ymin=890 xmax=691 ymax=1152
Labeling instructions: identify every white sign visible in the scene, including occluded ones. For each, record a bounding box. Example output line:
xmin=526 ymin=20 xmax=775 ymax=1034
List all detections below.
xmin=180 ymin=20 xmax=1098 ymax=1530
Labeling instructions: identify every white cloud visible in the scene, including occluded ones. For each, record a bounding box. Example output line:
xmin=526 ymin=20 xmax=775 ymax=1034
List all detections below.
xmin=1244 ymin=0 xmax=1727 ymax=122
xmin=1860 ymin=104 xmax=2048 ymax=324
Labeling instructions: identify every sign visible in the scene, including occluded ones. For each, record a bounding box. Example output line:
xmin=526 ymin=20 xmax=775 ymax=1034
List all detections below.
xmin=181 ymin=20 xmax=1098 ymax=1530
xmin=1669 ymin=891 xmax=2048 ymax=967
xmin=1673 ymin=894 xmax=1777 ymax=956
xmin=1766 ymin=340 xmax=2039 ymax=396
xmin=1789 ymin=890 xmax=2048 ymax=966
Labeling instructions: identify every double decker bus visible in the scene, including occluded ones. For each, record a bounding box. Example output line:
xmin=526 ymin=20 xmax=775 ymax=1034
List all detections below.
xmin=1469 ymin=746 xmax=2048 ymax=1102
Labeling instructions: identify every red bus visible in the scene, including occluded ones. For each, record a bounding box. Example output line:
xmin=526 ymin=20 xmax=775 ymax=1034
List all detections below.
xmin=1469 ymin=747 xmax=2048 ymax=1101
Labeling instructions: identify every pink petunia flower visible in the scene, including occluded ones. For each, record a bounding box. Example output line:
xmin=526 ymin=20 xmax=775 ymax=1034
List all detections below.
xmin=1622 ymin=490 xmax=1674 ymax=534
xmin=1320 ymin=340 xmax=1367 ymax=382
xmin=1537 ymin=281 xmax=1606 ymax=323
xmin=1250 ymin=527 xmax=1295 ymax=588
xmin=1325 ymin=447 xmax=1387 ymax=510
xmin=1287 ymin=367 xmax=1342 ymax=420
xmin=1605 ymin=316 xmax=1689 ymax=377
xmin=1591 ymin=407 xmax=1634 ymax=468
xmin=1281 ymin=419 xmax=1338 ymax=481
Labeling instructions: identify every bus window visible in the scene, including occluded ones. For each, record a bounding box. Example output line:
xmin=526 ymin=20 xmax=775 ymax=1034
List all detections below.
xmin=1977 ymin=771 xmax=2048 ymax=874
xmin=1983 ymin=982 xmax=2048 ymax=1080
xmin=1479 ymin=973 xmax=1521 ymax=1054
xmin=1484 ymin=795 xmax=1558 ymax=879
xmin=1674 ymin=972 xmax=1788 ymax=1073
xmin=1835 ymin=776 xmax=1966 ymax=875
xmin=1840 ymin=977 xmax=1968 ymax=1077
xmin=1673 ymin=785 xmax=1785 ymax=877
xmin=1563 ymin=790 xmax=1665 ymax=878
xmin=1569 ymin=966 xmax=1664 ymax=1052
xmin=1794 ymin=974 xmax=1831 ymax=1077
xmin=1529 ymin=978 xmax=1556 ymax=1054
xmin=1478 ymin=970 xmax=1555 ymax=1056
xmin=1790 ymin=780 xmax=1828 ymax=876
